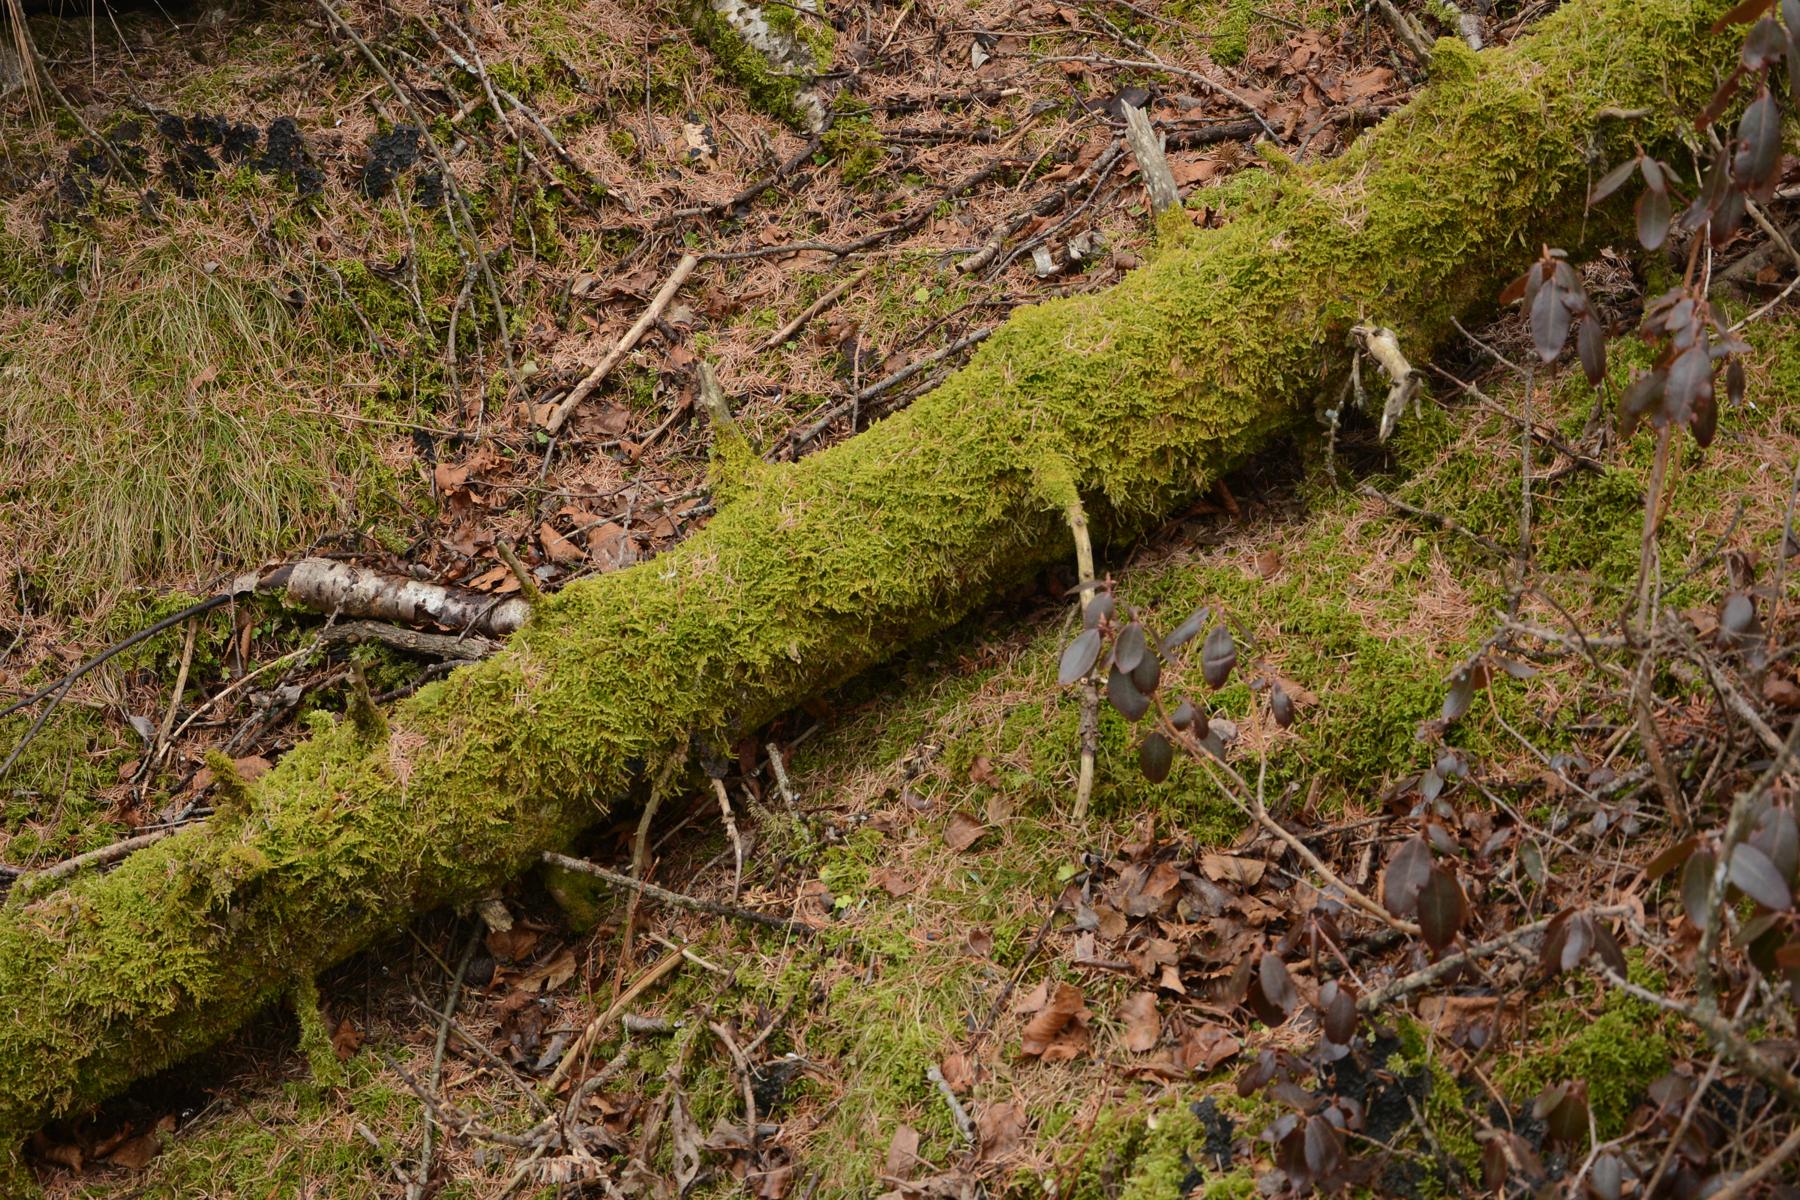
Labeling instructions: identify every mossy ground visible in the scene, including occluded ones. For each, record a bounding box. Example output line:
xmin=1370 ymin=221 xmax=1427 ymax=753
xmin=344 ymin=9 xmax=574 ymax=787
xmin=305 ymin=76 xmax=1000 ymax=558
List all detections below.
xmin=0 ymin=0 xmax=1783 ymax=1192
xmin=58 ymin=294 xmax=1800 ymax=1195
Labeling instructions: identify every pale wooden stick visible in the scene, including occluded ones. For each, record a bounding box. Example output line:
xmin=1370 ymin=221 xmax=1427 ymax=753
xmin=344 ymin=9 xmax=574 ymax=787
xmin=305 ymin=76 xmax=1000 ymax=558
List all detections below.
xmin=758 ymin=267 xmax=868 ymax=351
xmin=545 ymin=254 xmax=700 ymax=435
xmin=1121 ymin=102 xmax=1179 ymax=214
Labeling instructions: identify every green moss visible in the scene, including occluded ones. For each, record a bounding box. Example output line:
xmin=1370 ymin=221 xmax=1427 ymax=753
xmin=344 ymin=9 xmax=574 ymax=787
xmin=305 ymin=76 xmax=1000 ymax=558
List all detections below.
xmin=1210 ymin=0 xmax=1256 ymax=65
xmin=822 ymin=115 xmax=885 ymax=188
xmin=1502 ymin=974 xmax=1673 ymax=1138
xmin=687 ymin=0 xmax=812 ymax=127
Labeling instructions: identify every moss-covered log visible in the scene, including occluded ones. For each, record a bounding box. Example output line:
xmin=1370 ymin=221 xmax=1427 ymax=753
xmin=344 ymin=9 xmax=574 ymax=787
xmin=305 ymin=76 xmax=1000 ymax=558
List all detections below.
xmin=0 ymin=0 xmax=1732 ymax=1173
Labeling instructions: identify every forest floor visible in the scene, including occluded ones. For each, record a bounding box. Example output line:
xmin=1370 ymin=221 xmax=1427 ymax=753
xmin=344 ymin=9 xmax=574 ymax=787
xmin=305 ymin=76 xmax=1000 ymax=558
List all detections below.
xmin=4 ymin=0 xmax=1800 ymax=1195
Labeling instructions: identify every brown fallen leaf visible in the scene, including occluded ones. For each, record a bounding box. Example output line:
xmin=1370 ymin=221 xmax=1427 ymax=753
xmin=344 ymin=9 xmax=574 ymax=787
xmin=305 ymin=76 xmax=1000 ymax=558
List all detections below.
xmin=1201 ymin=854 xmax=1266 ymax=887
xmin=976 ymin=1101 xmax=1026 ymax=1163
xmin=103 ymin=1133 xmax=157 ymax=1171
xmin=1119 ymin=991 xmax=1161 ymax=1053
xmin=1764 ymin=675 xmax=1800 ymax=710
xmin=331 ymin=1017 xmax=364 ymax=1061
xmin=939 ymin=1050 xmax=974 ymax=1093
xmin=944 ymin=812 xmax=986 ymax=852
xmin=485 ymin=926 xmax=541 ymax=963
xmin=870 ymin=865 xmax=918 ymax=897
xmin=587 ymin=522 xmax=637 ymax=572
xmin=885 ymin=1125 xmax=923 ymax=1178
xmin=1020 ymin=981 xmax=1091 ymax=1063
xmin=515 ymin=946 xmax=578 ymax=993
xmin=1178 ymin=1021 xmax=1241 ymax=1072
xmin=540 ymin=522 xmax=585 ymax=566
xmin=969 ymin=755 xmax=999 ymax=786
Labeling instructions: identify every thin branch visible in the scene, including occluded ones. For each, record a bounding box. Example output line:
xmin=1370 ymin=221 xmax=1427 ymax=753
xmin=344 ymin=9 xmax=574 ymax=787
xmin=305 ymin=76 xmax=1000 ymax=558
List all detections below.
xmin=540 ymin=852 xmax=813 ymax=935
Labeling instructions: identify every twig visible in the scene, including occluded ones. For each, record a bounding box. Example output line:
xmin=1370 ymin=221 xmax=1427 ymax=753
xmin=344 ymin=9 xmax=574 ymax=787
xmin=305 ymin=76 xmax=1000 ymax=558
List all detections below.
xmin=1354 ymin=908 xmax=1626 ymax=1013
xmin=495 ymin=542 xmax=542 ymax=606
xmin=6 ymin=829 xmax=174 ymax=896
xmin=1358 ymin=483 xmax=1511 ymax=559
xmin=1066 ymin=498 xmax=1099 ymax=820
xmin=1696 ymin=716 xmax=1800 ymax=1012
xmin=1191 ymin=747 xmax=1421 ymax=937
xmin=767 ymin=744 xmax=797 ymax=806
xmin=1035 ymin=55 xmax=1276 ymax=138
xmin=926 ymin=1064 xmax=976 ymax=1145
xmin=960 ymin=142 xmax=1124 ymax=275
xmin=1596 ymin=966 xmax=1800 ymax=1110
xmin=709 ymin=1021 xmax=759 ymax=1148
xmin=412 ymin=927 xmax=481 ymax=1200
xmin=711 ymin=777 xmax=746 ymax=901
xmin=0 ymin=592 xmax=231 ymax=779
xmin=319 ymin=620 xmax=498 ymax=661
xmin=781 ymin=329 xmax=993 ymax=455
xmin=545 ymin=253 xmax=700 ymax=436
xmin=541 ymin=852 xmax=814 ymax=935
xmin=759 ymin=267 xmax=869 ymax=351
xmin=149 ymin=617 xmax=199 ymax=771
xmin=1374 ymin=0 xmax=1435 ymax=62
xmin=1707 ymin=1121 xmax=1800 ymax=1200
xmin=697 ymin=361 xmax=741 ymax=445
xmin=545 ymin=947 xmax=688 ymax=1092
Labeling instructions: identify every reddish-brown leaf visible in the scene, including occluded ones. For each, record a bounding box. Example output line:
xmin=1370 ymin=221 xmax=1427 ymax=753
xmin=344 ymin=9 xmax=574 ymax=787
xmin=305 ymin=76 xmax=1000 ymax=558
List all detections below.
xmin=1418 ymin=866 xmax=1466 ymax=952
xmin=944 ymin=812 xmax=986 ymax=852
xmin=1119 ymin=991 xmax=1161 ymax=1053
xmin=1383 ymin=837 xmax=1434 ymax=917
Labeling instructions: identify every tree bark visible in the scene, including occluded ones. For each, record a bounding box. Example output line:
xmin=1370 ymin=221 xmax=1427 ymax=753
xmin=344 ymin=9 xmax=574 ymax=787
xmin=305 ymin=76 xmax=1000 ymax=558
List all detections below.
xmin=0 ymin=0 xmax=1731 ymax=1174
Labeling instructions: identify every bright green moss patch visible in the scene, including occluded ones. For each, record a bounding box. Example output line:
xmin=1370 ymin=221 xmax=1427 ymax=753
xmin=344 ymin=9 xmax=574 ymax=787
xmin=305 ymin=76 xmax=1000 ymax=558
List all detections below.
xmin=1501 ymin=975 xmax=1674 ymax=1138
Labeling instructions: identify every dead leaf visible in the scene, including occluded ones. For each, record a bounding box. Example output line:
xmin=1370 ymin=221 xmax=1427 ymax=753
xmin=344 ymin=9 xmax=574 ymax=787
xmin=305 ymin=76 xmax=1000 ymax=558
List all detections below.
xmin=1119 ymin=991 xmax=1161 ymax=1053
xmin=1201 ymin=854 xmax=1266 ymax=887
xmin=944 ymin=812 xmax=986 ymax=852
xmin=586 ymin=521 xmax=637 ymax=572
xmin=106 ymin=1131 xmax=163 ymax=1170
xmin=540 ymin=522 xmax=585 ymax=566
xmin=485 ymin=926 xmax=541 ymax=962
xmin=1019 ymin=981 xmax=1091 ymax=1062
xmin=467 ymin=564 xmax=520 ymax=594
xmin=185 ymin=363 xmax=219 ymax=401
xmin=1765 ymin=675 xmax=1800 ymax=710
xmin=976 ymin=1101 xmax=1026 ymax=1163
xmin=870 ymin=865 xmax=918 ymax=897
xmin=1178 ymin=1022 xmax=1241 ymax=1072
xmin=331 ymin=1017 xmax=364 ymax=1061
xmin=434 ymin=462 xmax=471 ymax=494
xmin=968 ymin=755 xmax=999 ymax=786
xmin=515 ymin=946 xmax=578 ymax=993
xmin=1171 ymin=156 xmax=1218 ymax=187
xmin=885 ymin=1125 xmax=922 ymax=1178
xmin=939 ymin=1050 xmax=973 ymax=1093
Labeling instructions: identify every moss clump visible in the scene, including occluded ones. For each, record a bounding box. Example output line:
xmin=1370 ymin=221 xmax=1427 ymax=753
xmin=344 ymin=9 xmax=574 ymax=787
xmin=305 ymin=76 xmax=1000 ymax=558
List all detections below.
xmin=686 ymin=0 xmax=814 ymax=128
xmin=822 ymin=116 xmax=885 ymax=188
xmin=1209 ymin=0 xmax=1256 ymax=65
xmin=1502 ymin=980 xmax=1672 ymax=1137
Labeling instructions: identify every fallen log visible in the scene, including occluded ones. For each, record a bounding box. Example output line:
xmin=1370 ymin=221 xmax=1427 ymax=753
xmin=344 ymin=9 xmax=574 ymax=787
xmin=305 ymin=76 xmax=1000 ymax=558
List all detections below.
xmin=0 ymin=0 xmax=1732 ymax=1178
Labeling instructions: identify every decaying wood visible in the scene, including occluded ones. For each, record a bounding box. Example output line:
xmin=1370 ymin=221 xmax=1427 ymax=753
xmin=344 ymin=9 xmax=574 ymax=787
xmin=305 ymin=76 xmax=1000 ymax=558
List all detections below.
xmin=1121 ymin=102 xmax=1180 ymax=215
xmin=263 ymin=558 xmax=531 ymax=638
xmin=0 ymin=0 xmax=1734 ymax=1176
